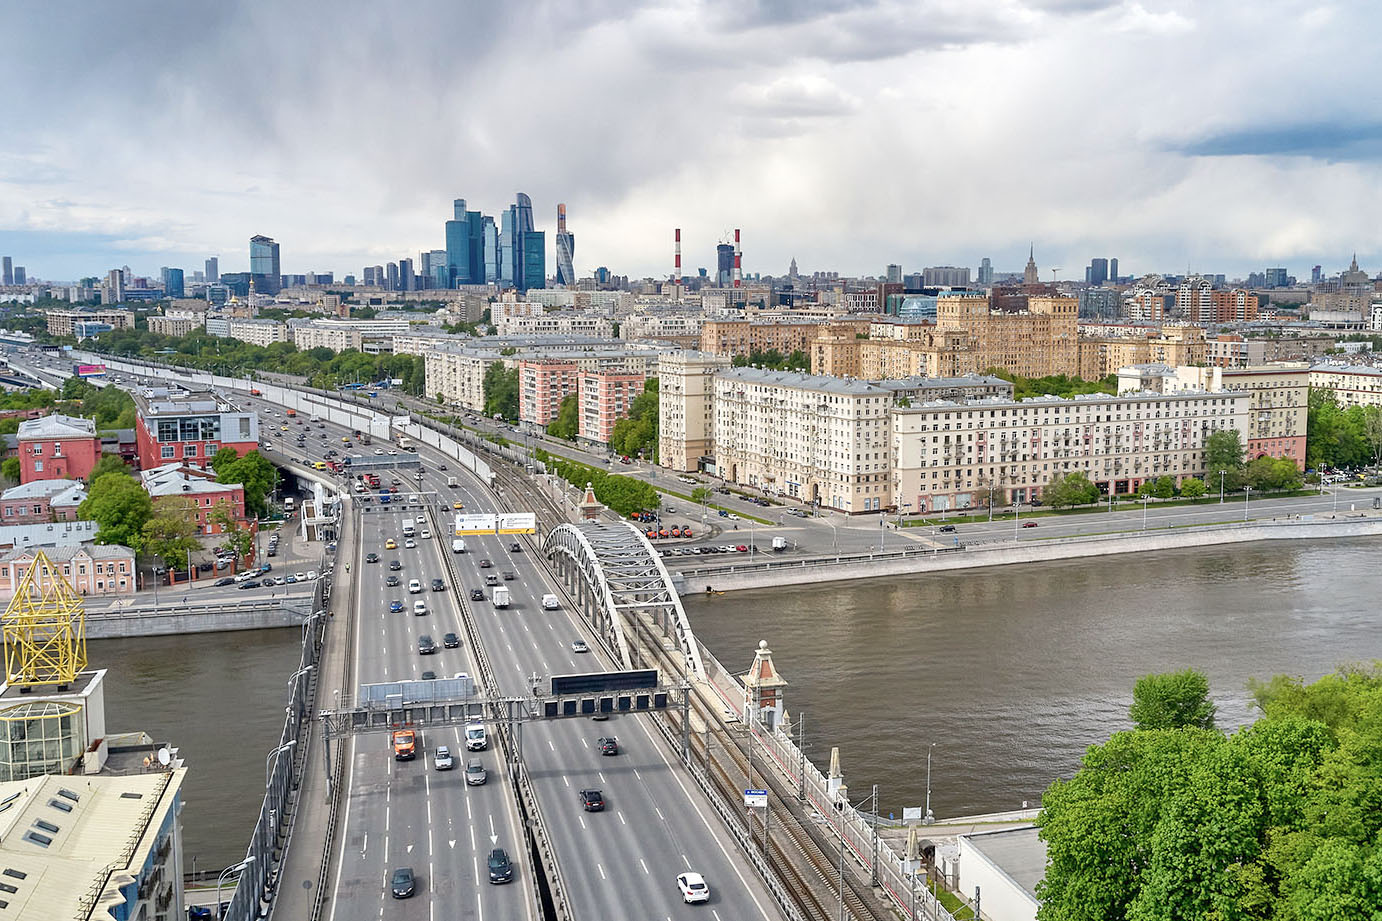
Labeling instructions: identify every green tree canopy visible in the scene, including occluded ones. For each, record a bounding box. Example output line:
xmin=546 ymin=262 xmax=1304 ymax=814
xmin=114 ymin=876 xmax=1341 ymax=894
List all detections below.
xmin=1042 ymin=472 xmax=1099 ymax=509
xmin=1205 ymin=428 xmax=1247 ymax=491
xmin=609 ymin=379 xmax=658 ymax=461
xmin=210 ymin=503 xmax=254 ymax=562
xmin=214 ymin=450 xmax=278 ymax=519
xmin=547 ymin=394 xmax=579 ymax=440
xmin=1130 ymin=669 xmax=1217 ymax=731
xmin=86 ymin=453 xmax=129 ymax=484
xmin=0 ymin=457 xmax=18 ymax=484
xmin=79 ymin=471 xmax=153 ymax=551
xmin=1179 ymin=476 xmax=1207 ymax=499
xmin=143 ymin=497 xmax=202 ymax=568
xmin=482 ymin=364 xmax=519 ymax=421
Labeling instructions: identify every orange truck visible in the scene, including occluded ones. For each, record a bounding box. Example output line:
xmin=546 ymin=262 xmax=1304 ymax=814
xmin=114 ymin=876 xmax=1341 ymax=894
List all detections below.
xmin=250 ymin=388 xmax=262 ymax=396
xmin=285 ymin=409 xmax=297 ymax=418
xmin=392 ymin=729 xmax=416 ymax=761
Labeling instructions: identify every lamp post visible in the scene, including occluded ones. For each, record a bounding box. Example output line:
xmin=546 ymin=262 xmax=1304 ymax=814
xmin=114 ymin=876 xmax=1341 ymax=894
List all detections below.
xmin=1332 ymin=479 xmax=1339 ymax=516
xmin=924 ymin=743 xmax=935 ymax=824
xmin=287 ymin=664 xmax=315 ymax=696
xmin=265 ymin=740 xmax=296 ymax=787
xmin=1244 ymin=485 xmax=1252 ymax=522
xmin=1142 ymin=494 xmax=1150 ymax=531
xmin=215 ymin=856 xmax=255 ymax=920
xmin=1219 ymin=470 xmax=1226 ymax=504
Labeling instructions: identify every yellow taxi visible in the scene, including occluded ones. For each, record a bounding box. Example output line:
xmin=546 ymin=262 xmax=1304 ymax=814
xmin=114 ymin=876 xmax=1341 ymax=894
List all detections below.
xmin=453 ymin=501 xmax=464 ymax=510
xmin=385 ymin=538 xmax=397 ymax=550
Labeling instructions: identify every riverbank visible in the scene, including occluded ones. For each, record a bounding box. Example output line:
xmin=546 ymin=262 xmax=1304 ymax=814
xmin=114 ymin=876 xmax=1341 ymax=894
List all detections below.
xmin=84 ymin=598 xmax=312 ymax=638
xmin=671 ymin=514 xmax=1382 ymax=594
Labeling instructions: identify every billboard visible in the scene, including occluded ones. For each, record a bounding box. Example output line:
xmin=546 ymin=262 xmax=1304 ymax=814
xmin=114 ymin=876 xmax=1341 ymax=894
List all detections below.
xmin=72 ymin=363 xmax=106 ymax=377
xmin=496 ymin=512 xmax=536 ymax=534
xmin=454 ymin=513 xmax=497 ymax=535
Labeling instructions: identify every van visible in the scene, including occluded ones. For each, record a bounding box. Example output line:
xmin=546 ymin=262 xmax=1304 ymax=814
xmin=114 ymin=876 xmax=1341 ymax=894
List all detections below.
xmin=541 ymin=594 xmax=560 ymax=611
xmin=447 ymin=477 xmax=458 ymax=489
xmin=402 ymin=523 xmax=415 ymax=538
xmin=465 ymin=723 xmax=488 ymax=751
xmin=452 ymin=538 xmax=466 ymax=554
xmin=392 ymin=729 xmax=416 ymax=760
xmin=413 ymin=600 xmax=427 ymax=616
xmin=492 ymin=586 xmax=511 ymax=609
xmin=771 ymin=536 xmax=788 ymax=551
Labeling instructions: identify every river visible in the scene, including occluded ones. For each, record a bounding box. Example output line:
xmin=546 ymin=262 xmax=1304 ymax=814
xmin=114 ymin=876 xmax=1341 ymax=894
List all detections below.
xmin=683 ymin=538 xmax=1382 ymax=819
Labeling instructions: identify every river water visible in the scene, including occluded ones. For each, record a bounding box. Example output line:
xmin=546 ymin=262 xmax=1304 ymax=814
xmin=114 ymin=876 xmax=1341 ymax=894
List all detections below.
xmin=90 ymin=630 xmax=303 ymax=874
xmin=94 ymin=539 xmax=1382 ymax=868
xmin=683 ymin=538 xmax=1382 ymax=820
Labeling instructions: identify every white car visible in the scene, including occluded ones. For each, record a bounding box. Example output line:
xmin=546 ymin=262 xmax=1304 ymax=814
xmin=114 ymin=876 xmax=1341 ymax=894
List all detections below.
xmin=408 ymin=579 xmax=422 ymax=594
xmin=677 ymin=872 xmax=710 ymax=904
xmin=433 ymin=745 xmax=454 ymax=771
xmin=416 ymin=515 xmax=426 ymax=524
xmin=420 ymin=530 xmax=431 ymax=539
xmin=404 ymin=538 xmax=416 ymax=549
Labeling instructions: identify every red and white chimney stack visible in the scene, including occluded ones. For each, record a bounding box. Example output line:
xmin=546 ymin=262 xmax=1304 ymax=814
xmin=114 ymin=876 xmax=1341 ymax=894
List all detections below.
xmin=733 ymin=228 xmax=742 ymax=288
xmin=673 ymin=228 xmax=682 ymax=301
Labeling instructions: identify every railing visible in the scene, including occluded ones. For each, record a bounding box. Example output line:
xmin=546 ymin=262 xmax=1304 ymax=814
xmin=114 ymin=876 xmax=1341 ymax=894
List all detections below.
xmin=85 ymin=597 xmax=313 ymax=620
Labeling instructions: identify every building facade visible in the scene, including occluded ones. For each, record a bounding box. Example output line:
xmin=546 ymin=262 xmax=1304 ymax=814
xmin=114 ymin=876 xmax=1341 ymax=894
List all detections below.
xmin=713 ymin=368 xmax=892 ymax=513
xmin=0 ymin=479 xmax=87 ymax=523
xmin=17 ymin=414 xmax=102 ymax=483
xmin=1309 ymin=364 xmax=1382 ymax=409
xmin=1164 ymin=364 xmax=1308 ymax=469
xmin=699 ymin=319 xmax=822 ymax=359
xmin=133 ymin=388 xmax=259 ymax=470
xmin=519 ymin=360 xmax=580 ymax=426
xmin=0 ymin=543 xmax=136 ymax=598
xmin=141 ymin=464 xmax=248 ymax=534
xmin=658 ymin=352 xmax=731 ymax=472
xmin=44 ymin=309 xmax=135 ymax=337
xmin=225 ymin=318 xmax=288 ymax=346
xmin=891 ymin=390 xmax=1252 ymax=512
xmin=147 ymin=314 xmax=200 ymax=337
xmin=578 ymin=370 xmax=645 ymax=446
xmin=934 ymin=293 xmax=1079 ymax=379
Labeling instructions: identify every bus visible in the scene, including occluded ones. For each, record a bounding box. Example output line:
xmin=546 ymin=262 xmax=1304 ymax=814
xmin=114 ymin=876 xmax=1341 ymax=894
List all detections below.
xmin=397 ymin=436 xmax=414 ymax=452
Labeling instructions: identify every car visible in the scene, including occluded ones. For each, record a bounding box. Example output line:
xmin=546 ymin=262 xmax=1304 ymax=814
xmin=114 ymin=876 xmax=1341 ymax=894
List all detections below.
xmin=421 ymin=670 xmax=437 ymax=680
xmin=469 ymin=588 xmax=484 ymax=601
xmin=416 ymin=515 xmax=426 ymax=524
xmin=294 ymin=571 xmax=306 ymax=581
xmin=386 ymin=574 xmax=401 ymax=587
xmin=485 ymin=574 xmax=499 ymax=586
xmin=465 ymin=757 xmax=488 ymax=785
xmin=443 ymin=632 xmax=460 ymax=648
xmin=404 ymin=538 xmax=416 ymax=549
xmin=420 ymin=529 xmax=431 ymax=539
xmin=479 ymin=558 xmax=492 ymax=568
xmin=509 ymin=542 xmax=521 ymax=552
xmin=418 ymin=635 xmax=436 ymax=654
xmin=389 ymin=600 xmax=404 ymax=613
xmin=433 ymin=745 xmax=454 ymax=771
xmin=389 ymin=559 xmax=403 ymax=570
xmin=487 ymin=848 xmax=513 ymax=884
xmin=214 ymin=576 xmax=235 ymax=587
xmin=502 ymin=570 xmax=515 ymax=581
xmin=385 ymin=538 xmax=397 ymax=550
xmin=579 ymin=789 xmax=605 ymax=812
xmin=238 ymin=580 xmax=261 ymax=590
xmin=736 ymin=545 xmax=748 ymax=552
xmin=365 ymin=553 xmax=379 ymax=563
xmin=677 ymin=872 xmax=710 ymax=904
xmin=571 ymin=639 xmax=589 ymax=653
xmin=431 ymin=578 xmax=445 ymax=592
xmin=597 ymin=736 xmax=619 ymax=756
xmin=453 ymin=501 xmax=464 ymax=510
xmin=939 ymin=524 xmax=957 ymax=533
xmin=374 ymin=449 xmax=384 ymax=455
xmin=408 ymin=579 xmax=422 ymax=594
xmin=390 ymin=867 xmax=415 ymax=899
xmin=1022 ymin=521 xmax=1039 ymax=528
xmin=413 ymin=601 xmax=427 ymax=616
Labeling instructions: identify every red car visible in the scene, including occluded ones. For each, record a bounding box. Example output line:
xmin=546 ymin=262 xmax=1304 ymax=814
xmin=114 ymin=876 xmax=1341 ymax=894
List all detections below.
xmin=658 ymin=529 xmax=670 ymax=539
xmin=736 ymin=545 xmax=747 ymax=552
xmin=1022 ymin=521 xmax=1039 ymax=528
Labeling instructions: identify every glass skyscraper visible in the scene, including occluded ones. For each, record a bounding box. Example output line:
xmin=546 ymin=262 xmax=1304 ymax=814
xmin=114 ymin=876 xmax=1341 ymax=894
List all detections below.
xmin=161 ymin=267 xmax=185 ymax=298
xmin=482 ymin=216 xmax=499 ymax=283
xmin=445 ymin=198 xmax=486 ymax=286
xmin=501 ymin=193 xmax=545 ymax=293
xmin=555 ymin=203 xmax=575 ymax=286
xmin=249 ymin=235 xmax=281 ymax=294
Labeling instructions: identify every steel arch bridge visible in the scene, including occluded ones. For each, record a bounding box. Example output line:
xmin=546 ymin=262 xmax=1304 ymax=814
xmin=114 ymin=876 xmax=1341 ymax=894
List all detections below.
xmin=544 ymin=521 xmax=706 ymax=683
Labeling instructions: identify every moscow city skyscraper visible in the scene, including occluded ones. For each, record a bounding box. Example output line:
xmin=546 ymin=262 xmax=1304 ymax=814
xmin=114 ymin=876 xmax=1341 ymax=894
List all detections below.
xmin=502 ymin=192 xmax=545 ymax=292
xmin=555 ymin=203 xmax=575 ymax=286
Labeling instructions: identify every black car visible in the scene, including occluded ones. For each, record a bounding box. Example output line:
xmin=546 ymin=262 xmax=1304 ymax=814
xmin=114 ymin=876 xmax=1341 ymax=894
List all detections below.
xmin=469 ymin=588 xmax=484 ymax=601
xmin=479 ymin=558 xmax=492 ymax=568
xmin=939 ymin=525 xmax=957 ymax=533
xmin=418 ymin=635 xmax=436 ymax=655
xmin=386 ymin=575 xmax=401 ymax=587
xmin=214 ymin=576 xmax=235 ymax=587
xmin=390 ymin=867 xmax=415 ymax=899
xmin=502 ymin=571 xmax=515 ymax=581
xmin=389 ymin=559 xmax=403 ymax=571
xmin=487 ymin=848 xmax=513 ymax=884
xmin=597 ymin=736 xmax=619 ymax=756
xmin=365 ymin=553 xmax=380 ymax=563
xmin=431 ymin=578 xmax=445 ymax=592
xmin=579 ymin=789 xmax=605 ymax=812
xmin=509 ymin=542 xmax=521 ymax=552
xmin=443 ymin=632 xmax=460 ymax=648
xmin=238 ymin=580 xmax=261 ymax=590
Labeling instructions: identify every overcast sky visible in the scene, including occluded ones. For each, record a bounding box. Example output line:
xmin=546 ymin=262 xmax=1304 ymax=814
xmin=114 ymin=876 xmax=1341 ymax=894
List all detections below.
xmin=2 ymin=0 xmax=1378 ymax=283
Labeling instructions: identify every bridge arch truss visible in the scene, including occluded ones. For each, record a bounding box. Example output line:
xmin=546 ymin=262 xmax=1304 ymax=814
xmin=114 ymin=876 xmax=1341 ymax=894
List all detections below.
xmin=545 ymin=521 xmax=706 ymax=683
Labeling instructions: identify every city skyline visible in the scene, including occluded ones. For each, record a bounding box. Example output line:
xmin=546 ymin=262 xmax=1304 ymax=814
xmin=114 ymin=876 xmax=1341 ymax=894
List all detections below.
xmin=2 ymin=1 xmax=1380 ymax=281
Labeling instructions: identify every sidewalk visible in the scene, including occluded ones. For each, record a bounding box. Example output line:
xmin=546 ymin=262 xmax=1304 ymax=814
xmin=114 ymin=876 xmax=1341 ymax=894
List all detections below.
xmin=267 ymin=506 xmax=356 ymax=921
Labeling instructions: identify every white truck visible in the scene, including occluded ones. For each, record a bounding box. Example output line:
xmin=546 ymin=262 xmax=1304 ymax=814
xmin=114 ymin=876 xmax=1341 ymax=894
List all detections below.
xmin=492 ymin=586 xmax=511 ymax=609
xmin=451 ymin=538 xmax=466 ymax=554
xmin=541 ymin=593 xmax=560 ymax=611
xmin=446 ymin=477 xmax=458 ymax=488
xmin=464 ymin=722 xmax=487 ymax=751
xmin=771 ymin=536 xmax=788 ymax=551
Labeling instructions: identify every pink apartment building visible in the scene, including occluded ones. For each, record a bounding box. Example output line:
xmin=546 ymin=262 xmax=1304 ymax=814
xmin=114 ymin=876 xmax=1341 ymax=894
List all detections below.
xmin=519 ymin=360 xmax=580 ymax=427
xmin=578 ymin=371 xmax=646 ymax=446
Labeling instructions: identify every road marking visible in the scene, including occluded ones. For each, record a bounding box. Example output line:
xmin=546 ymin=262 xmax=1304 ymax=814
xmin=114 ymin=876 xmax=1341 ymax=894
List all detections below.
xmin=634 ymin=769 xmax=642 ymax=780
xmin=682 ymin=852 xmax=690 ymax=868
xmin=597 ymin=863 xmax=606 ymax=880
xmin=360 ymin=832 xmax=367 ymax=857
xmin=640 ymin=858 xmax=649 ymax=875
xmin=657 ymin=807 xmax=666 ymax=821
xmin=618 ymin=810 xmax=626 ymax=825
xmin=599 ymin=771 xmax=606 ymax=783
xmin=563 ymin=775 xmax=570 ymax=787
xmin=578 ymin=814 xmax=586 ymax=830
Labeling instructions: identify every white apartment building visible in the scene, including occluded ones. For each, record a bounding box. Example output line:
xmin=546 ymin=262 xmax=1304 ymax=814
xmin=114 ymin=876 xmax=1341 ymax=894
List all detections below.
xmin=425 ymin=348 xmax=506 ymax=411
xmin=713 ymin=368 xmax=893 ymax=513
xmin=1309 ymin=363 xmax=1382 ymax=409
xmin=892 ymin=390 xmax=1251 ymax=512
xmin=658 ymin=351 xmax=731 ymax=472
xmin=620 ymin=314 xmax=704 ymax=342
xmin=495 ymin=312 xmax=615 ymax=338
xmin=147 ymin=314 xmax=200 ymax=337
xmin=392 ymin=329 xmax=470 ymax=356
xmin=225 ymin=318 xmax=288 ymax=346
xmin=292 ymin=321 xmax=363 ymax=352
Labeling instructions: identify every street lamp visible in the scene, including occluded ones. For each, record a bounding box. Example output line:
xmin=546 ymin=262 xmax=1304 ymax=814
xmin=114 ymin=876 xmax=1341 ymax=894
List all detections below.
xmin=1244 ymin=485 xmax=1252 ymax=522
xmin=265 ymin=740 xmax=296 ymax=787
xmin=215 ymin=856 xmax=255 ymax=919
xmin=1142 ymin=494 xmax=1150 ymax=531
xmin=287 ymin=664 xmax=315 ymax=696
xmin=924 ymin=743 xmax=936 ymax=824
xmin=1219 ymin=470 xmax=1226 ymax=504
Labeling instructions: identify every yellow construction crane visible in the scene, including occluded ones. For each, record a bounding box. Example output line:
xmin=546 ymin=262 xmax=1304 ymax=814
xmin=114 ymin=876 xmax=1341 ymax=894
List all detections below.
xmin=2 ymin=550 xmax=87 ymax=689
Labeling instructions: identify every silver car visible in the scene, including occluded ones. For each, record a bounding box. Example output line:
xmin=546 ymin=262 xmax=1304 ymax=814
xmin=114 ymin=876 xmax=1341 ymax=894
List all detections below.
xmin=465 ymin=757 xmax=487 ymax=786
xmin=434 ymin=745 xmax=454 ymax=771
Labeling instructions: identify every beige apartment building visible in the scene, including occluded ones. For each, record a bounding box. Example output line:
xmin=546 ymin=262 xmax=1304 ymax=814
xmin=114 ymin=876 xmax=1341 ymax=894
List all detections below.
xmin=658 ymin=351 xmax=731 ymax=471
xmin=934 ymin=293 xmax=1079 ymax=379
xmin=1169 ymin=364 xmax=1308 ymax=469
xmin=147 ymin=314 xmax=200 ymax=337
xmin=226 ymin=318 xmax=288 ymax=346
xmin=292 ymin=321 xmax=364 ymax=352
xmin=892 ymin=389 xmax=1251 ymax=512
xmin=699 ymin=319 xmax=823 ymax=358
xmin=1309 ymin=363 xmax=1382 ymax=409
xmin=45 ymin=308 xmax=135 ymax=337
xmin=425 ymin=348 xmax=505 ymax=410
xmin=1077 ymin=325 xmax=1205 ymax=379
xmin=713 ymin=368 xmax=892 ymax=513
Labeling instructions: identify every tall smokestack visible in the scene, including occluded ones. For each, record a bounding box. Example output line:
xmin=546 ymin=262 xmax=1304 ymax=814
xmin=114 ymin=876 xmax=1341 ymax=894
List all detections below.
xmin=673 ymin=228 xmax=683 ymax=302
xmin=733 ymin=228 xmax=742 ymax=288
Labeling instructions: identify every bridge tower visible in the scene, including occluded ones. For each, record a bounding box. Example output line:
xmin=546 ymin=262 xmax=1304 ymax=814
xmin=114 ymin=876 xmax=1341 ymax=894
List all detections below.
xmin=742 ymin=639 xmax=787 ymax=732
xmin=2 ymin=549 xmax=87 ymax=692
xmin=579 ymin=481 xmax=601 ymax=521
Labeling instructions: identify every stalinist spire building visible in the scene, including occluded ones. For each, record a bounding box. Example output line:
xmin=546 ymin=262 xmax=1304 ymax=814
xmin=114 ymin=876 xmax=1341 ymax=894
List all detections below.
xmin=1023 ymin=245 xmax=1040 ymax=284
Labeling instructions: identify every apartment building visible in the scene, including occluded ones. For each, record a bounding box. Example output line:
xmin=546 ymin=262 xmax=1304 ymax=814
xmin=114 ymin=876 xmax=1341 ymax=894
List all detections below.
xmin=0 ymin=542 xmax=137 ymax=598
xmin=658 ymin=351 xmax=731 ymax=472
xmin=147 ymin=314 xmax=201 ymax=337
xmin=44 ymin=309 xmax=135 ymax=337
xmin=1164 ymin=364 xmax=1308 ymax=468
xmin=392 ymin=328 xmax=470 ymax=356
xmin=225 ymin=318 xmax=288 ymax=346
xmin=1309 ymin=363 xmax=1382 ymax=409
xmin=133 ymin=387 xmax=259 ymax=469
xmin=934 ymin=293 xmax=1079 ymax=378
xmin=496 ymin=312 xmax=615 ymax=338
xmin=892 ymin=389 xmax=1251 ymax=512
xmin=578 ymin=370 xmax=646 ymax=446
xmin=699 ymin=319 xmax=823 ymax=359
xmin=0 ymin=479 xmax=87 ymax=523
xmin=1205 ymin=334 xmax=1337 ymax=369
xmin=713 ymin=368 xmax=892 ymax=513
xmin=141 ymin=463 xmax=248 ymax=534
xmin=17 ymin=414 xmax=102 ymax=483
xmin=879 ymin=375 xmax=1014 ymax=404
xmin=619 ymin=314 xmax=704 ymax=347
xmin=292 ymin=321 xmax=364 ymax=352
xmin=519 ymin=360 xmax=580 ymax=426
xmin=1077 ymin=326 xmax=1205 ymax=379
xmin=425 ymin=348 xmax=505 ymax=411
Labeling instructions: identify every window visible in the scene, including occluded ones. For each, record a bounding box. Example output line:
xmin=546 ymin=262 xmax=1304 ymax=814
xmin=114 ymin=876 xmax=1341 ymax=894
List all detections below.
xmin=32 ymin=461 xmax=41 ymax=473
xmin=184 ymin=444 xmax=198 ymax=457
xmin=161 ymin=445 xmax=175 ymax=460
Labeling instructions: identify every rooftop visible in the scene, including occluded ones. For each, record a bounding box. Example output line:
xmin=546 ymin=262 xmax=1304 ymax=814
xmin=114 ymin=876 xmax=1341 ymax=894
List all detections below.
xmin=140 ymin=463 xmax=233 ymax=499
xmin=720 ymin=366 xmax=890 ymax=395
xmin=133 ymin=387 xmax=229 ymax=416
xmin=0 ymin=543 xmax=133 ymax=563
xmin=16 ymin=415 xmax=97 ymax=441
xmin=0 ymin=479 xmax=87 ymax=502
xmin=962 ymin=825 xmax=1045 ymax=898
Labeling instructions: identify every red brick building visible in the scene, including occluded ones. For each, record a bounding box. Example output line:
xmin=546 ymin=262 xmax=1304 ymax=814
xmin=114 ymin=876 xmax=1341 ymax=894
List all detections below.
xmin=140 ymin=463 xmax=249 ymax=535
xmin=17 ymin=414 xmax=102 ymax=483
xmin=133 ymin=388 xmax=260 ymax=471
xmin=0 ymin=479 xmax=88 ymax=524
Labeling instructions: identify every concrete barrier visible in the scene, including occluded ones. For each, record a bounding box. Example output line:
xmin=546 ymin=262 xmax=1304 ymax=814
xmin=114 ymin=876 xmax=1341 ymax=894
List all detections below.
xmin=681 ymin=516 xmax=1382 ymax=593
xmin=85 ymin=600 xmax=311 ymax=637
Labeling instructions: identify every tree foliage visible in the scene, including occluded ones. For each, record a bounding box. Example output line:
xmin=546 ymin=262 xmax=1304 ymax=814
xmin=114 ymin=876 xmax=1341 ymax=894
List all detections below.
xmin=985 ymin=369 xmax=1118 ymax=400
xmin=536 ymin=449 xmax=659 ymax=516
xmin=1038 ymin=664 xmax=1382 ymax=921
xmin=1042 ymin=472 xmax=1100 ymax=508
xmin=210 ymin=503 xmax=254 ymax=562
xmin=482 ymin=363 xmax=519 ymax=421
xmin=609 ymin=378 xmax=658 ymax=461
xmin=547 ymin=394 xmax=579 ymax=440
xmin=1307 ymin=389 xmax=1381 ymax=470
xmin=1245 ymin=456 xmax=1304 ymax=492
xmin=0 ymin=457 xmax=18 ymax=484
xmin=1205 ymin=428 xmax=1247 ymax=491
xmin=1179 ymin=476 xmax=1207 ymax=499
xmin=729 ymin=349 xmax=809 ymax=371
xmin=79 ymin=470 xmax=153 ymax=551
xmin=86 ymin=453 xmax=129 ymax=484
xmin=213 ymin=449 xmax=277 ymax=519
xmin=142 ymin=497 xmax=201 ymax=569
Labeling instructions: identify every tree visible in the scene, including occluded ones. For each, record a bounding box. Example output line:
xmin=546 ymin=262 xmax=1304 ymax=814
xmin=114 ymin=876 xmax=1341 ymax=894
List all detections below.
xmin=1205 ymin=429 xmax=1246 ymax=491
xmin=86 ymin=453 xmax=128 ymax=484
xmin=143 ymin=498 xmax=202 ymax=569
xmin=209 ymin=502 xmax=254 ymax=562
xmin=1179 ymin=476 xmax=1207 ymax=500
xmin=1042 ymin=472 xmax=1099 ymax=509
xmin=690 ymin=487 xmax=711 ymax=504
xmin=547 ymin=394 xmax=579 ymax=440
xmin=482 ymin=364 xmax=519 ymax=420
xmin=1144 ymin=475 xmax=1177 ymax=499
xmin=209 ymin=446 xmax=241 ymax=475
xmin=0 ymin=457 xmax=18 ymax=483
xmin=79 ymin=471 xmax=152 ymax=551
xmin=1130 ymin=669 xmax=1217 ymax=731
xmin=215 ymin=450 xmax=278 ymax=519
